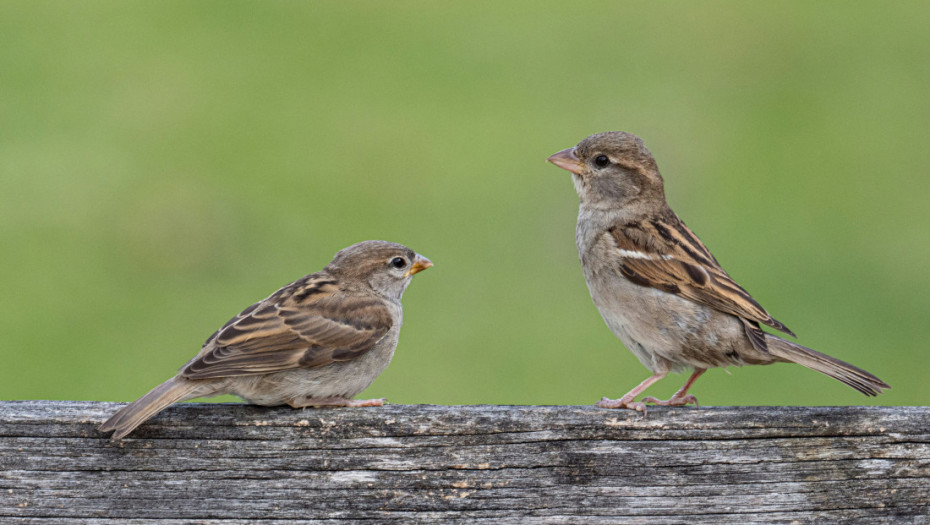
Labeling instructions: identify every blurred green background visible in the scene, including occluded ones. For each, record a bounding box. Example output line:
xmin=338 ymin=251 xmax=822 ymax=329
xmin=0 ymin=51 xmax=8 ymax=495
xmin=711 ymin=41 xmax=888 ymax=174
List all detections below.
xmin=2 ymin=1 xmax=927 ymax=407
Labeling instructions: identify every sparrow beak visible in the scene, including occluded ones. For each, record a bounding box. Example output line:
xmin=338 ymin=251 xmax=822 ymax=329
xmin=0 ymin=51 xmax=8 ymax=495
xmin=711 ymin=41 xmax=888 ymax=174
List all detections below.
xmin=405 ymin=255 xmax=433 ymax=277
xmin=547 ymin=147 xmax=584 ymax=175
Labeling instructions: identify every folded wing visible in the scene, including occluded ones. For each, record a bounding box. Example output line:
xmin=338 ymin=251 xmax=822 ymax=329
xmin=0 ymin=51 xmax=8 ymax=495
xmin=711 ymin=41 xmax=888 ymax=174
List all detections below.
xmin=181 ymin=276 xmax=393 ymax=379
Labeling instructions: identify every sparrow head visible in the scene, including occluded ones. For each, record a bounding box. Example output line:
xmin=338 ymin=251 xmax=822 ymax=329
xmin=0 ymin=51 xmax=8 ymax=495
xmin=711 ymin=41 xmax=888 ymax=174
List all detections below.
xmin=326 ymin=240 xmax=432 ymax=301
xmin=547 ymin=131 xmax=666 ymax=217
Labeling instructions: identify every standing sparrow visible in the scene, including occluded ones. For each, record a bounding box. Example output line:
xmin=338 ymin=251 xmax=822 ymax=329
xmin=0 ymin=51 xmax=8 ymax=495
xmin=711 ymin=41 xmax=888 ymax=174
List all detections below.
xmin=100 ymin=240 xmax=432 ymax=439
xmin=547 ymin=131 xmax=888 ymax=411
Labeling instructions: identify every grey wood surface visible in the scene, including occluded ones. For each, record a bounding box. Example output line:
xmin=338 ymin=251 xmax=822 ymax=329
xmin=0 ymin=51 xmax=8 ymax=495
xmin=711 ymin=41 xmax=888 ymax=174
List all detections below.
xmin=1 ymin=401 xmax=927 ymax=524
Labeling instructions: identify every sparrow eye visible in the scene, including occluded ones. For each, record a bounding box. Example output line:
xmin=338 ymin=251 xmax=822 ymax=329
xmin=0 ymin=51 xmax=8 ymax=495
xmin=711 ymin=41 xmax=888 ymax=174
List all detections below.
xmin=594 ymin=155 xmax=610 ymax=168
xmin=390 ymin=257 xmax=407 ymax=269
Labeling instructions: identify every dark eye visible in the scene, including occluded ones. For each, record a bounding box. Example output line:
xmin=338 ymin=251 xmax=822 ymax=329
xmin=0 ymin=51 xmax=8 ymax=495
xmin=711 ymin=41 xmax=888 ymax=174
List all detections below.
xmin=390 ymin=257 xmax=407 ymax=269
xmin=594 ymin=155 xmax=610 ymax=168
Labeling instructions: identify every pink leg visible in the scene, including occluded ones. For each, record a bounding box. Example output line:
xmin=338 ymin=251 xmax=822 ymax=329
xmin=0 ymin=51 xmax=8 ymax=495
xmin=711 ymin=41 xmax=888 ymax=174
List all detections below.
xmin=642 ymin=368 xmax=706 ymax=407
xmin=287 ymin=396 xmax=386 ymax=408
xmin=598 ymin=371 xmax=668 ymax=412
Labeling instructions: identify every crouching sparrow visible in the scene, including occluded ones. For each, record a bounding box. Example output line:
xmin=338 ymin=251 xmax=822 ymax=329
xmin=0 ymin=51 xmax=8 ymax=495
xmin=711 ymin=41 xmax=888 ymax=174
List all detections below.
xmin=547 ymin=131 xmax=888 ymax=412
xmin=100 ymin=240 xmax=432 ymax=439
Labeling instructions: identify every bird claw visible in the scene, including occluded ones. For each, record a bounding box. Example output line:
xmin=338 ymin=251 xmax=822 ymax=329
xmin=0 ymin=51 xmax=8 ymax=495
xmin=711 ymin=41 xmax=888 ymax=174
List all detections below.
xmin=288 ymin=397 xmax=386 ymax=408
xmin=597 ymin=391 xmax=698 ymax=415
xmin=597 ymin=396 xmax=647 ymax=415
xmin=347 ymin=398 xmax=387 ymax=407
xmin=641 ymin=394 xmax=699 ymax=407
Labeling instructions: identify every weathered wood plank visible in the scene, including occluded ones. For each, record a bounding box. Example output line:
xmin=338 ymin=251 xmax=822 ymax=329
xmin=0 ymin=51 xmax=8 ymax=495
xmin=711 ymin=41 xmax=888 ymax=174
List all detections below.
xmin=1 ymin=402 xmax=928 ymax=524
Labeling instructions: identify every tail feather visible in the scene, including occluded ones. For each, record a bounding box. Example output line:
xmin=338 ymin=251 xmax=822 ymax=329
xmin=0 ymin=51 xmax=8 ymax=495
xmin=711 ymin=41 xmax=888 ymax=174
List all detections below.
xmin=765 ymin=335 xmax=890 ymax=397
xmin=99 ymin=377 xmax=200 ymax=440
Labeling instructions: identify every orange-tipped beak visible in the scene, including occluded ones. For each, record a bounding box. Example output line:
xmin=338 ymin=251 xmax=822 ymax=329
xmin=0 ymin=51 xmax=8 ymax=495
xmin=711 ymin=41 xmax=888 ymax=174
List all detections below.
xmin=547 ymin=147 xmax=584 ymax=175
xmin=405 ymin=255 xmax=433 ymax=277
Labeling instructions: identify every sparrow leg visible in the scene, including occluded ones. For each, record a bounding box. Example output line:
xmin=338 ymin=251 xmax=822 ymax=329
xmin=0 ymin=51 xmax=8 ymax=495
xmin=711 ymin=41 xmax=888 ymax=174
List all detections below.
xmin=642 ymin=368 xmax=706 ymax=407
xmin=598 ymin=371 xmax=667 ymax=412
xmin=287 ymin=397 xmax=386 ymax=408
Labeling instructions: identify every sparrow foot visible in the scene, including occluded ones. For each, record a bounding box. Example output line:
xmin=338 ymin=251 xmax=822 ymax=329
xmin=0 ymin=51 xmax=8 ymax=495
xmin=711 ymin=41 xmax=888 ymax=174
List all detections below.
xmin=597 ymin=395 xmax=646 ymax=413
xmin=641 ymin=394 xmax=699 ymax=407
xmin=288 ymin=397 xmax=386 ymax=408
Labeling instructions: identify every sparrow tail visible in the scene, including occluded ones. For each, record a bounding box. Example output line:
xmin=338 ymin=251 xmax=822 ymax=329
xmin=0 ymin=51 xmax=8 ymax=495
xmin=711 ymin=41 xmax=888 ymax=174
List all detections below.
xmin=99 ymin=377 xmax=200 ymax=440
xmin=764 ymin=335 xmax=889 ymax=396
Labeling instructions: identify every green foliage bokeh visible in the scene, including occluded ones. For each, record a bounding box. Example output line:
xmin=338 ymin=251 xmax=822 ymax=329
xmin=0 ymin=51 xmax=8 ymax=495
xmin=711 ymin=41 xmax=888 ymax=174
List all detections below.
xmin=2 ymin=1 xmax=927 ymax=407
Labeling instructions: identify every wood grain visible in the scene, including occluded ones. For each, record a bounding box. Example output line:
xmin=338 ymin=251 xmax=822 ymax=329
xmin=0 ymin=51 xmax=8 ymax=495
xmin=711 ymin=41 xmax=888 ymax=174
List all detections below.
xmin=1 ymin=401 xmax=928 ymax=523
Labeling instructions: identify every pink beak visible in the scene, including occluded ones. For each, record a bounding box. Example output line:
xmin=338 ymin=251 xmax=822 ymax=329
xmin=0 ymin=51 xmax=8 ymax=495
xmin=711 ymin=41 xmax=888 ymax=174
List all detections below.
xmin=546 ymin=147 xmax=585 ymax=175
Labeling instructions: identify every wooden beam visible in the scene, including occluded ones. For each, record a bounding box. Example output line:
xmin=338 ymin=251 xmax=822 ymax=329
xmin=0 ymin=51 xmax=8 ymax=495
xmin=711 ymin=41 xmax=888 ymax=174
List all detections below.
xmin=1 ymin=401 xmax=927 ymax=523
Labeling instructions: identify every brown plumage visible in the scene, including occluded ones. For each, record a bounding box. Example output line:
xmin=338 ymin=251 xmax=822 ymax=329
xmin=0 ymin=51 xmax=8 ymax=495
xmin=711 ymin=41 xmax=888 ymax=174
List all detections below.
xmin=100 ymin=240 xmax=432 ymax=439
xmin=548 ymin=131 xmax=888 ymax=411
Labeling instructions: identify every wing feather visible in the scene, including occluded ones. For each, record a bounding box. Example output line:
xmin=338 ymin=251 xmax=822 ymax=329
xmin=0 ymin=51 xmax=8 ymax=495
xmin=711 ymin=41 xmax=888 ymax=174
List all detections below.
xmin=609 ymin=210 xmax=795 ymax=339
xmin=181 ymin=274 xmax=393 ymax=379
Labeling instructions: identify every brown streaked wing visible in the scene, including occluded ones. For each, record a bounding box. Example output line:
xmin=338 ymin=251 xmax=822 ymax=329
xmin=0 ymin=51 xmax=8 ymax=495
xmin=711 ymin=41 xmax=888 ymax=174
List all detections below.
xmin=281 ymin=293 xmax=394 ymax=368
xmin=609 ymin=212 xmax=795 ymax=338
xmin=181 ymin=275 xmax=393 ymax=379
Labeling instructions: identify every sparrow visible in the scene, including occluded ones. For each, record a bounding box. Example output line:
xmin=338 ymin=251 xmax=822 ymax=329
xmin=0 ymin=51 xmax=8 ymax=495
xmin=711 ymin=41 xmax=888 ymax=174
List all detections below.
xmin=100 ymin=240 xmax=432 ymax=439
xmin=547 ymin=131 xmax=888 ymax=412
